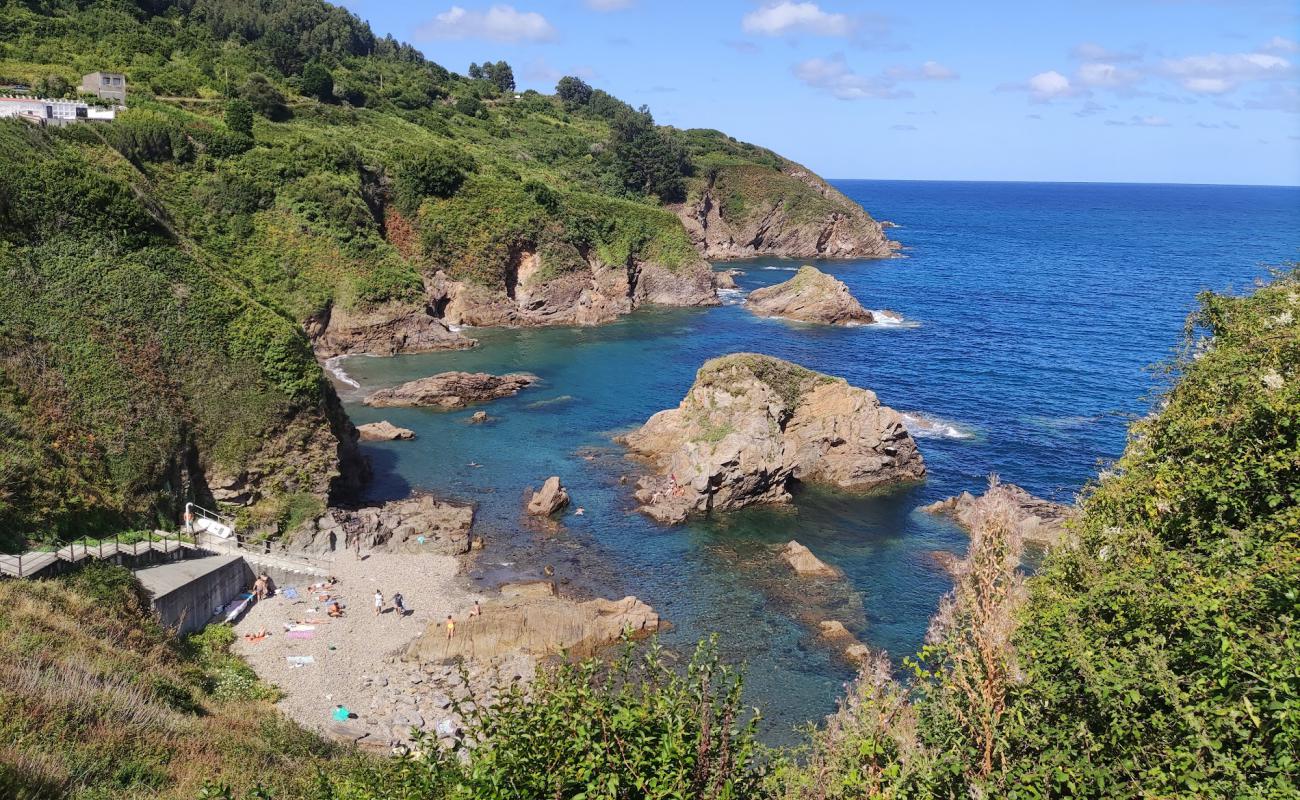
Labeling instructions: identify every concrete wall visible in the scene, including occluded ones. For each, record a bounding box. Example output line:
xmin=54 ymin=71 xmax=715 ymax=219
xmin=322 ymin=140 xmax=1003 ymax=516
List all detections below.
xmin=140 ymin=555 xmax=254 ymax=635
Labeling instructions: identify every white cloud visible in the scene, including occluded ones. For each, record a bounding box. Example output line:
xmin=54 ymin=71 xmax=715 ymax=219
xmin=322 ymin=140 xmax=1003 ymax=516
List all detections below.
xmin=1071 ymin=42 xmax=1142 ymax=63
xmin=1027 ymin=70 xmax=1076 ymax=101
xmin=1160 ymin=51 xmax=1292 ymax=94
xmin=884 ymin=61 xmax=960 ymax=81
xmin=1076 ymin=62 xmax=1141 ymax=89
xmin=417 ymin=5 xmax=557 ymax=42
xmin=794 ymin=56 xmax=957 ymax=100
xmin=792 ymin=55 xmax=908 ymax=100
xmin=1262 ymin=36 xmax=1299 ymax=54
xmin=742 ymin=2 xmax=853 ymax=37
xmin=1105 ymin=114 xmax=1171 ymax=127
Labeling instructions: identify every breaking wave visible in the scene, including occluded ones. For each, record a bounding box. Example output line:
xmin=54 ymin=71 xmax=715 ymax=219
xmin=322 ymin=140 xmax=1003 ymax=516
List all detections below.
xmin=900 ymin=412 xmax=977 ymax=440
xmin=324 ymin=355 xmax=361 ymax=388
xmin=718 ymin=288 xmax=745 ymax=305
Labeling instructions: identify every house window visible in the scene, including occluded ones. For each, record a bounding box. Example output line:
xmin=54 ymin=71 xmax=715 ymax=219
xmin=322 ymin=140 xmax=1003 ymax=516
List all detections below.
xmin=112 ymin=77 xmax=122 ymax=86
xmin=102 ymin=76 xmax=111 ymax=85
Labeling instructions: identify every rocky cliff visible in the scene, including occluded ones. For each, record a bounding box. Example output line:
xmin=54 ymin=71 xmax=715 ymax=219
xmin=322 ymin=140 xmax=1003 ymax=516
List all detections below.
xmin=745 ymin=265 xmax=874 ymax=324
xmin=922 ymin=478 xmax=1073 ymax=547
xmin=620 ymin=353 xmax=924 ymax=523
xmin=425 ymin=254 xmax=718 ymax=329
xmin=674 ymin=164 xmax=898 ymax=261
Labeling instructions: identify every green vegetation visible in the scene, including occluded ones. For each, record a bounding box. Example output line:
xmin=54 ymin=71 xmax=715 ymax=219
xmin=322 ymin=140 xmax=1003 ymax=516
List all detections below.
xmin=0 ymin=0 xmax=858 ymax=548
xmin=0 ymin=563 xmax=351 ymax=799
xmin=696 ymin=353 xmax=838 ymax=409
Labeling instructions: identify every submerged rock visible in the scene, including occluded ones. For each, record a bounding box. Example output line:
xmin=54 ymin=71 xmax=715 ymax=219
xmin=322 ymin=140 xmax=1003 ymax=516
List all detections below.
xmin=364 ymin=372 xmax=538 ymax=409
xmin=781 ymin=540 xmax=841 ymax=578
xmin=296 ymin=494 xmax=475 ymax=556
xmin=405 ymin=581 xmax=661 ymax=664
xmin=744 ymin=265 xmax=873 ymax=325
xmin=357 ymin=421 xmax=416 ymax=441
xmin=620 ymin=353 xmax=924 ymax=523
xmin=526 ymin=477 xmax=570 ymax=516
xmin=469 ymin=410 xmax=489 ymax=424
xmin=921 ymin=479 xmax=1073 ymax=547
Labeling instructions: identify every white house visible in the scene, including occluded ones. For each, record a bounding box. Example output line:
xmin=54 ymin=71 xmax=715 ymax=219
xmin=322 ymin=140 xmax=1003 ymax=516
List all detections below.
xmin=0 ymin=96 xmax=119 ymax=125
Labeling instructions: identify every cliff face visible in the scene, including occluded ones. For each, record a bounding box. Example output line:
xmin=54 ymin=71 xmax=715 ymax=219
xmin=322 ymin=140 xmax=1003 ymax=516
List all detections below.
xmin=674 ymin=165 xmax=898 ymax=261
xmin=425 ymin=251 xmax=718 ymax=329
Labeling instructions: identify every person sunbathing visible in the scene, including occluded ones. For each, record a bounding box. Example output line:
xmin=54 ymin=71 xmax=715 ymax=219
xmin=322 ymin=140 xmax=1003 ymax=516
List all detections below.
xmin=243 ymin=626 xmax=269 ymax=642
xmin=326 ymin=601 xmax=344 ymax=618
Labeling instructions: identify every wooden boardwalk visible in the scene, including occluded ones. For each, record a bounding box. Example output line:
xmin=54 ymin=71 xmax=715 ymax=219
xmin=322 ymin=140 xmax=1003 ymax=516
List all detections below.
xmin=0 ymin=536 xmax=197 ymax=579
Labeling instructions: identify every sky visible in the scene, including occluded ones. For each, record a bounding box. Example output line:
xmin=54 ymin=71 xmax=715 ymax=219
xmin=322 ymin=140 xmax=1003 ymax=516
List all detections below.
xmin=341 ymin=0 xmax=1300 ymax=185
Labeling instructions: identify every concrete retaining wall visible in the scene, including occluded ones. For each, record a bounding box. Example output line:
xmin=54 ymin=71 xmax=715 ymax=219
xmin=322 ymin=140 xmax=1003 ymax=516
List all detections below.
xmin=137 ymin=554 xmax=254 ymax=635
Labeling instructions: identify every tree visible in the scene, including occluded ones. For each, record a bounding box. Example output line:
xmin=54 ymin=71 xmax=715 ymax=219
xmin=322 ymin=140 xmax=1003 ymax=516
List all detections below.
xmin=454 ymin=94 xmax=484 ymax=118
xmin=393 ymin=147 xmax=474 ymax=213
xmin=482 ymin=60 xmax=515 ymax=93
xmin=300 ymin=61 xmax=334 ymax=102
xmin=556 ymin=76 xmax=592 ymax=107
xmin=467 ymin=62 xmax=483 ymax=80
xmin=239 ymin=74 xmax=289 ymax=120
xmin=34 ymin=74 xmax=72 ymax=99
xmin=224 ymin=99 xmax=254 ymax=137
xmin=608 ymin=107 xmax=690 ymax=201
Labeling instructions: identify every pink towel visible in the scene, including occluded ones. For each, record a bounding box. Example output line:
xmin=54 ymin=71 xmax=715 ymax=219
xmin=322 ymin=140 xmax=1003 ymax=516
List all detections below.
xmin=286 ymin=630 xmax=315 ymax=639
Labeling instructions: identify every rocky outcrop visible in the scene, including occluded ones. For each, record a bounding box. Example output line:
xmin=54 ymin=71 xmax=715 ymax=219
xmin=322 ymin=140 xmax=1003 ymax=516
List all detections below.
xmin=817 ymin=620 xmax=873 ymax=666
xmin=781 ymin=540 xmax=841 ymax=578
xmin=674 ymin=164 xmax=898 ymax=261
xmin=714 ymin=269 xmax=741 ymax=290
xmin=364 ymin=372 xmax=537 ymax=409
xmin=306 ymin=300 xmax=475 ymax=358
xmin=406 ymin=581 xmax=661 ymax=664
xmin=745 ymin=265 xmax=873 ymax=325
xmin=425 ymin=250 xmax=717 ymax=329
xmin=922 ymin=479 xmax=1073 ymax=547
xmin=357 ymin=421 xmax=416 ymax=441
xmin=620 ymin=353 xmax=925 ymax=523
xmin=293 ymin=494 xmax=475 ymax=556
xmin=526 ymin=477 xmax=570 ymax=516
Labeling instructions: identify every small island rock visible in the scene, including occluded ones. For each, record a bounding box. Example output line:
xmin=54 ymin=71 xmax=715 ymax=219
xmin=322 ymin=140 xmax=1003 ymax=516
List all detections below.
xmin=364 ymin=372 xmax=538 ymax=409
xmin=527 ymin=477 xmax=570 ymax=517
xmin=469 ymin=411 xmax=489 ymax=424
xmin=744 ymin=265 xmax=873 ymax=325
xmin=356 ymin=421 xmax=416 ymax=441
xmin=781 ymin=540 xmax=841 ymax=578
xmin=620 ymin=353 xmax=924 ymax=523
xmin=714 ymin=269 xmax=741 ymax=290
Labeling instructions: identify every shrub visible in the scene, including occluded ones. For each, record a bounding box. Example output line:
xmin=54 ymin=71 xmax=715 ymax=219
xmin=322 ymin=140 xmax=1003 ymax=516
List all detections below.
xmin=224 ymin=99 xmax=255 ymax=137
xmin=240 ymin=74 xmax=290 ymax=120
xmin=301 ymin=61 xmax=335 ymax=102
xmin=393 ymin=147 xmax=474 ymax=213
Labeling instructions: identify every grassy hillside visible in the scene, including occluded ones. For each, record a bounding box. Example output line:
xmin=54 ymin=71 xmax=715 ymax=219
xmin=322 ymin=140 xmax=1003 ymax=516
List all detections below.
xmin=0 ymin=563 xmax=359 ymax=799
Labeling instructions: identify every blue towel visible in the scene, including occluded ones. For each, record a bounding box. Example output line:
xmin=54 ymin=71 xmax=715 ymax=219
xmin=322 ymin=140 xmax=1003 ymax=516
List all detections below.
xmin=282 ymin=586 xmax=299 ymax=600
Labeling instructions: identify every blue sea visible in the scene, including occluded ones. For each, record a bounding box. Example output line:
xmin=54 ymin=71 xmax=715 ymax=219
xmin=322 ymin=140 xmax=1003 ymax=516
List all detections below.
xmin=336 ymin=180 xmax=1299 ymax=742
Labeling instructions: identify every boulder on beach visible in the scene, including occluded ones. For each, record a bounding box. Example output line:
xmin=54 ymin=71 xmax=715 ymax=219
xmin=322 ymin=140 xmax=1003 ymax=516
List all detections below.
xmin=405 ymin=581 xmax=661 ymax=664
xmin=781 ymin=540 xmax=841 ymax=578
xmin=357 ymin=421 xmax=416 ymax=441
xmin=296 ymin=494 xmax=475 ymax=556
xmin=527 ymin=476 xmax=570 ymax=516
xmin=620 ymin=353 xmax=925 ymax=523
xmin=743 ymin=265 xmax=873 ymax=325
xmin=922 ymin=478 xmax=1073 ymax=547
xmin=364 ymin=372 xmax=538 ymax=409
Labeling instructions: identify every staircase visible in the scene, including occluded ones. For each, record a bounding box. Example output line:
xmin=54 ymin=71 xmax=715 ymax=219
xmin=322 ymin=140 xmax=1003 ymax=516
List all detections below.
xmin=0 ymin=534 xmax=197 ymax=579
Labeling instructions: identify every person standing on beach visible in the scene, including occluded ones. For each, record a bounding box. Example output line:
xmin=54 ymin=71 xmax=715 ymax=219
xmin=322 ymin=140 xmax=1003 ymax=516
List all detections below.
xmin=392 ymin=592 xmax=407 ymax=618
xmin=446 ymin=615 xmax=455 ymax=640
xmin=354 ymin=532 xmax=362 ymax=560
xmin=373 ymin=589 xmax=384 ymax=616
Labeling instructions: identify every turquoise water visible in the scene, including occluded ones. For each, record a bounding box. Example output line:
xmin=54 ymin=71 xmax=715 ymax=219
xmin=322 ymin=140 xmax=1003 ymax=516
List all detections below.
xmin=338 ymin=180 xmax=1299 ymax=741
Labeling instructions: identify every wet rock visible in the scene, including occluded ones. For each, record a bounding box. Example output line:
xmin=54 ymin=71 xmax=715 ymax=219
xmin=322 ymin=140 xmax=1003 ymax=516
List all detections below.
xmin=357 ymin=421 xmax=416 ymax=441
xmin=364 ymin=372 xmax=538 ymax=409
xmin=781 ymin=541 xmax=841 ymax=578
xmin=470 ymin=410 xmax=489 ymax=424
xmin=527 ymin=476 xmax=570 ymax=516
xmin=714 ymin=269 xmax=741 ymax=290
xmin=620 ymin=353 xmax=925 ymax=523
xmin=744 ymin=265 xmax=873 ymax=325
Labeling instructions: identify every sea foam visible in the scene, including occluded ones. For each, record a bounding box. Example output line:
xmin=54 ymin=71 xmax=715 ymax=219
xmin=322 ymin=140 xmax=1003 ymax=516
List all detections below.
xmin=901 ymin=411 xmax=977 ymax=440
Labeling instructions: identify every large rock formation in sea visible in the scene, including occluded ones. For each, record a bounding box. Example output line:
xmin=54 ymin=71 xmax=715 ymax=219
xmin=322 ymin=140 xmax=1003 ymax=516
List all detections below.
xmin=406 ymin=581 xmax=661 ymax=663
xmin=922 ymin=478 xmax=1073 ymax=547
xmin=293 ymin=494 xmax=475 ymax=556
xmin=745 ymin=265 xmax=873 ymax=325
xmin=620 ymin=353 xmax=925 ymax=523
xmin=364 ymin=372 xmax=538 ymax=409
xmin=674 ymin=164 xmax=898 ymax=260
xmin=356 ymin=421 xmax=416 ymax=441
xmin=527 ymin=476 xmax=570 ymax=516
